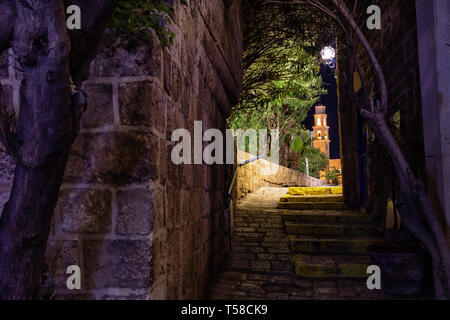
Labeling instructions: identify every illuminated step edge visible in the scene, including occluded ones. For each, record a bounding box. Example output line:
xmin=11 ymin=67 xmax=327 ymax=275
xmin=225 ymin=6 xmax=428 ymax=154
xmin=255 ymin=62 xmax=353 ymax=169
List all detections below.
xmin=288 ymin=187 xmax=343 ymax=196
xmin=293 ymin=254 xmax=371 ymax=278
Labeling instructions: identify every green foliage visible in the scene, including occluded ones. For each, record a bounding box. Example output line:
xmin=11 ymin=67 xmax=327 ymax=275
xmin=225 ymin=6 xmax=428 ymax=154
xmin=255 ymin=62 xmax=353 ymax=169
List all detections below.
xmin=292 ymin=136 xmax=304 ymax=154
xmin=290 ymin=129 xmax=328 ymax=179
xmin=299 ymin=148 xmax=328 ymax=179
xmin=231 ymin=43 xmax=325 ymax=140
xmin=108 ymin=0 xmax=174 ymax=47
xmin=230 ymin=1 xmax=326 ymax=158
xmin=291 ymin=130 xmax=313 ymax=155
xmin=62 ymin=0 xmax=174 ymax=47
xmin=326 ymin=167 xmax=340 ymax=184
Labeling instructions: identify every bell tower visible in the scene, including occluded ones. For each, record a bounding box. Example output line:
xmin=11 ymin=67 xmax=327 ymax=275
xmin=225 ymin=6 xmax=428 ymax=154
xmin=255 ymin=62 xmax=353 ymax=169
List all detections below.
xmin=312 ymin=105 xmax=330 ymax=159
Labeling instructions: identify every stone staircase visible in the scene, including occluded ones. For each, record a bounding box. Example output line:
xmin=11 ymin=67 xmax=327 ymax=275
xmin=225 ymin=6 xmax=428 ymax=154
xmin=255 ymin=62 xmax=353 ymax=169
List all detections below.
xmin=210 ymin=187 xmax=389 ymax=300
xmin=278 ymin=189 xmax=384 ymax=279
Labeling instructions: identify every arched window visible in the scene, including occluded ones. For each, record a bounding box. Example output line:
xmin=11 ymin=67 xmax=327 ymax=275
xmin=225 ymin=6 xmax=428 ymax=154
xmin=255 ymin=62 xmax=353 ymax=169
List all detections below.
xmin=317 ymin=131 xmax=322 ymax=139
xmin=317 ymin=118 xmax=321 ymax=126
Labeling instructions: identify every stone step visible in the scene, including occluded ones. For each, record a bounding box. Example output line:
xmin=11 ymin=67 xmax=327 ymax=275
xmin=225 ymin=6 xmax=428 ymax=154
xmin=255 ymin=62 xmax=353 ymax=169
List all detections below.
xmin=288 ymin=187 xmax=343 ymax=196
xmin=278 ymin=202 xmax=345 ymax=210
xmin=289 ymin=235 xmax=384 ymax=255
xmin=281 ymin=210 xmax=376 ymax=224
xmin=280 ymin=195 xmax=344 ymax=203
xmin=293 ymin=254 xmax=371 ymax=279
xmin=284 ymin=221 xmax=383 ymax=237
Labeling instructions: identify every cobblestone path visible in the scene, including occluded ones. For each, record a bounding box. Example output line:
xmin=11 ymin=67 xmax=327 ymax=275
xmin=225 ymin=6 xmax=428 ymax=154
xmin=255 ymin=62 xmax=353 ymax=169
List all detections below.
xmin=210 ymin=188 xmax=416 ymax=300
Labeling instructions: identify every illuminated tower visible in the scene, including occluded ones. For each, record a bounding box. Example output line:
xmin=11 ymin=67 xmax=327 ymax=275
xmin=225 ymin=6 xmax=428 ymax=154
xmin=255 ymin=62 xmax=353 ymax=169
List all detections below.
xmin=312 ymin=105 xmax=330 ymax=159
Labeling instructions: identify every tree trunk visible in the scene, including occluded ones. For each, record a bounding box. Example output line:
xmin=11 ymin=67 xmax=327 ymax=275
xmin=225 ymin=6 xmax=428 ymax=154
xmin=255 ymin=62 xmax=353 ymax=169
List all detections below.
xmin=0 ymin=0 xmax=118 ymax=299
xmin=0 ymin=0 xmax=73 ymax=300
xmin=0 ymin=153 xmax=71 ymax=299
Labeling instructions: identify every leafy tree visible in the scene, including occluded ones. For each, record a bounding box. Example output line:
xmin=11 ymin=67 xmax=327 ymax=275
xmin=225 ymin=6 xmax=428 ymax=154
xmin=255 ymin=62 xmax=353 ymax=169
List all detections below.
xmin=231 ymin=0 xmax=326 ymax=158
xmin=299 ymin=147 xmax=328 ymax=179
xmin=326 ymin=167 xmax=340 ymax=185
xmin=291 ymin=130 xmax=328 ymax=178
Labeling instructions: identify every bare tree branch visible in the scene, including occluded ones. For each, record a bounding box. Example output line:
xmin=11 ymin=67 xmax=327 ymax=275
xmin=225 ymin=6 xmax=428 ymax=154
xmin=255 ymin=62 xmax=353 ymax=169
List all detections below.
xmin=331 ymin=0 xmax=388 ymax=115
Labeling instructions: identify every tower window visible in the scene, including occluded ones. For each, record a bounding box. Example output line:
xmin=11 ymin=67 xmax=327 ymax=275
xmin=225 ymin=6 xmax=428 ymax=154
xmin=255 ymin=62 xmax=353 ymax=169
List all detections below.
xmin=317 ymin=118 xmax=321 ymax=126
xmin=317 ymin=131 xmax=322 ymax=139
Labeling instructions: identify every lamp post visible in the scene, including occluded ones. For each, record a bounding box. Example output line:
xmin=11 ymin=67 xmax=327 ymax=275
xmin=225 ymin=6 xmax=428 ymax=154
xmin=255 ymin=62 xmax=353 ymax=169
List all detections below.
xmin=321 ymin=46 xmax=336 ymax=69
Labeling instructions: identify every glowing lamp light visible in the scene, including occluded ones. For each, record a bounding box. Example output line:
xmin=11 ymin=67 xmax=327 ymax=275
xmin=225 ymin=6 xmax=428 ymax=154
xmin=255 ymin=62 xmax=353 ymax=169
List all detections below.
xmin=321 ymin=46 xmax=336 ymax=62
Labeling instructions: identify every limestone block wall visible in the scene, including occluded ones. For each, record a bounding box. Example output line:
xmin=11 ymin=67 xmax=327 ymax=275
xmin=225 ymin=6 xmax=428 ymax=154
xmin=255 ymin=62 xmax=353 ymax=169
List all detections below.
xmin=337 ymin=1 xmax=426 ymax=215
xmin=358 ymin=1 xmax=426 ymax=220
xmin=235 ymin=151 xmax=327 ymax=201
xmin=0 ymin=0 xmax=242 ymax=300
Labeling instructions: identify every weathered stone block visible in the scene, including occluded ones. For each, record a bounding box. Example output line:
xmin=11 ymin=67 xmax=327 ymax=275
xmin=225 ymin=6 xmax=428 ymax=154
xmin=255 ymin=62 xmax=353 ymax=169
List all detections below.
xmin=153 ymin=188 xmax=166 ymax=230
xmin=180 ymin=189 xmax=193 ymax=223
xmin=152 ymin=235 xmax=168 ymax=281
xmin=83 ymin=240 xmax=152 ymax=289
xmin=81 ymin=83 xmax=113 ymax=128
xmin=158 ymin=139 xmax=168 ymax=185
xmin=166 ymin=185 xmax=180 ymax=229
xmin=163 ymin=50 xmax=172 ymax=95
xmin=171 ymin=62 xmax=183 ymax=103
xmin=65 ymin=132 xmax=158 ymax=185
xmin=190 ymin=190 xmax=206 ymax=220
xmin=119 ymin=81 xmax=165 ymax=133
xmin=58 ymin=189 xmax=112 ymax=234
xmin=201 ymin=216 xmax=213 ymax=245
xmin=94 ymin=31 xmax=162 ymax=78
xmin=44 ymin=240 xmax=81 ymax=289
xmin=181 ymin=164 xmax=193 ymax=189
xmin=167 ymin=228 xmax=181 ymax=274
xmin=166 ymin=100 xmax=187 ymax=140
xmin=167 ymin=153 xmax=181 ymax=187
xmin=116 ymin=189 xmax=153 ymax=235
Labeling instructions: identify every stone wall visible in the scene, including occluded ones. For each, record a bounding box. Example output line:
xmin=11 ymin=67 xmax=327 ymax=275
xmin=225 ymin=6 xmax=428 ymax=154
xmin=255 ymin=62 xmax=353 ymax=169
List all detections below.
xmin=338 ymin=1 xmax=426 ymax=217
xmin=363 ymin=1 xmax=426 ymax=220
xmin=235 ymin=151 xmax=327 ymax=201
xmin=0 ymin=0 xmax=242 ymax=300
xmin=336 ymin=52 xmax=360 ymax=209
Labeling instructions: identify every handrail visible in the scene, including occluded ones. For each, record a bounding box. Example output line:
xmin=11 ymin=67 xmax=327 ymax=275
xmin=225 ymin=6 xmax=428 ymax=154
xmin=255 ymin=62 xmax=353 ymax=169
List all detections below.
xmin=225 ymin=154 xmax=265 ymax=253
xmin=227 ymin=154 xmax=265 ymax=197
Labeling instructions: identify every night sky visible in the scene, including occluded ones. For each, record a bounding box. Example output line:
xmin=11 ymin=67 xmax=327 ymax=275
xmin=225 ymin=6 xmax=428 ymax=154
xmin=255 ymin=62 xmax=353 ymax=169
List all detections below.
xmin=303 ymin=64 xmax=341 ymax=159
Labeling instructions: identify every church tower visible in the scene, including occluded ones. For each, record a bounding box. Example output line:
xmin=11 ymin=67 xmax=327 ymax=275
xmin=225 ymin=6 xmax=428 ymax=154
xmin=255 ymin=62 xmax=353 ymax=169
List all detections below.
xmin=312 ymin=105 xmax=330 ymax=159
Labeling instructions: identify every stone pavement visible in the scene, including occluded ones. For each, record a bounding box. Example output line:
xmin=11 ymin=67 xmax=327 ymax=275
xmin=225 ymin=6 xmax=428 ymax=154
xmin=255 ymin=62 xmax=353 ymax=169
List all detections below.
xmin=210 ymin=188 xmax=417 ymax=300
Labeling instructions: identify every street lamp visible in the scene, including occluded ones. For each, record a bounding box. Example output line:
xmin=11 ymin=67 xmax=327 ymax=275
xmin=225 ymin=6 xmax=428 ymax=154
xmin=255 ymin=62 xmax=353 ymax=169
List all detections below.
xmin=321 ymin=46 xmax=336 ymax=68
